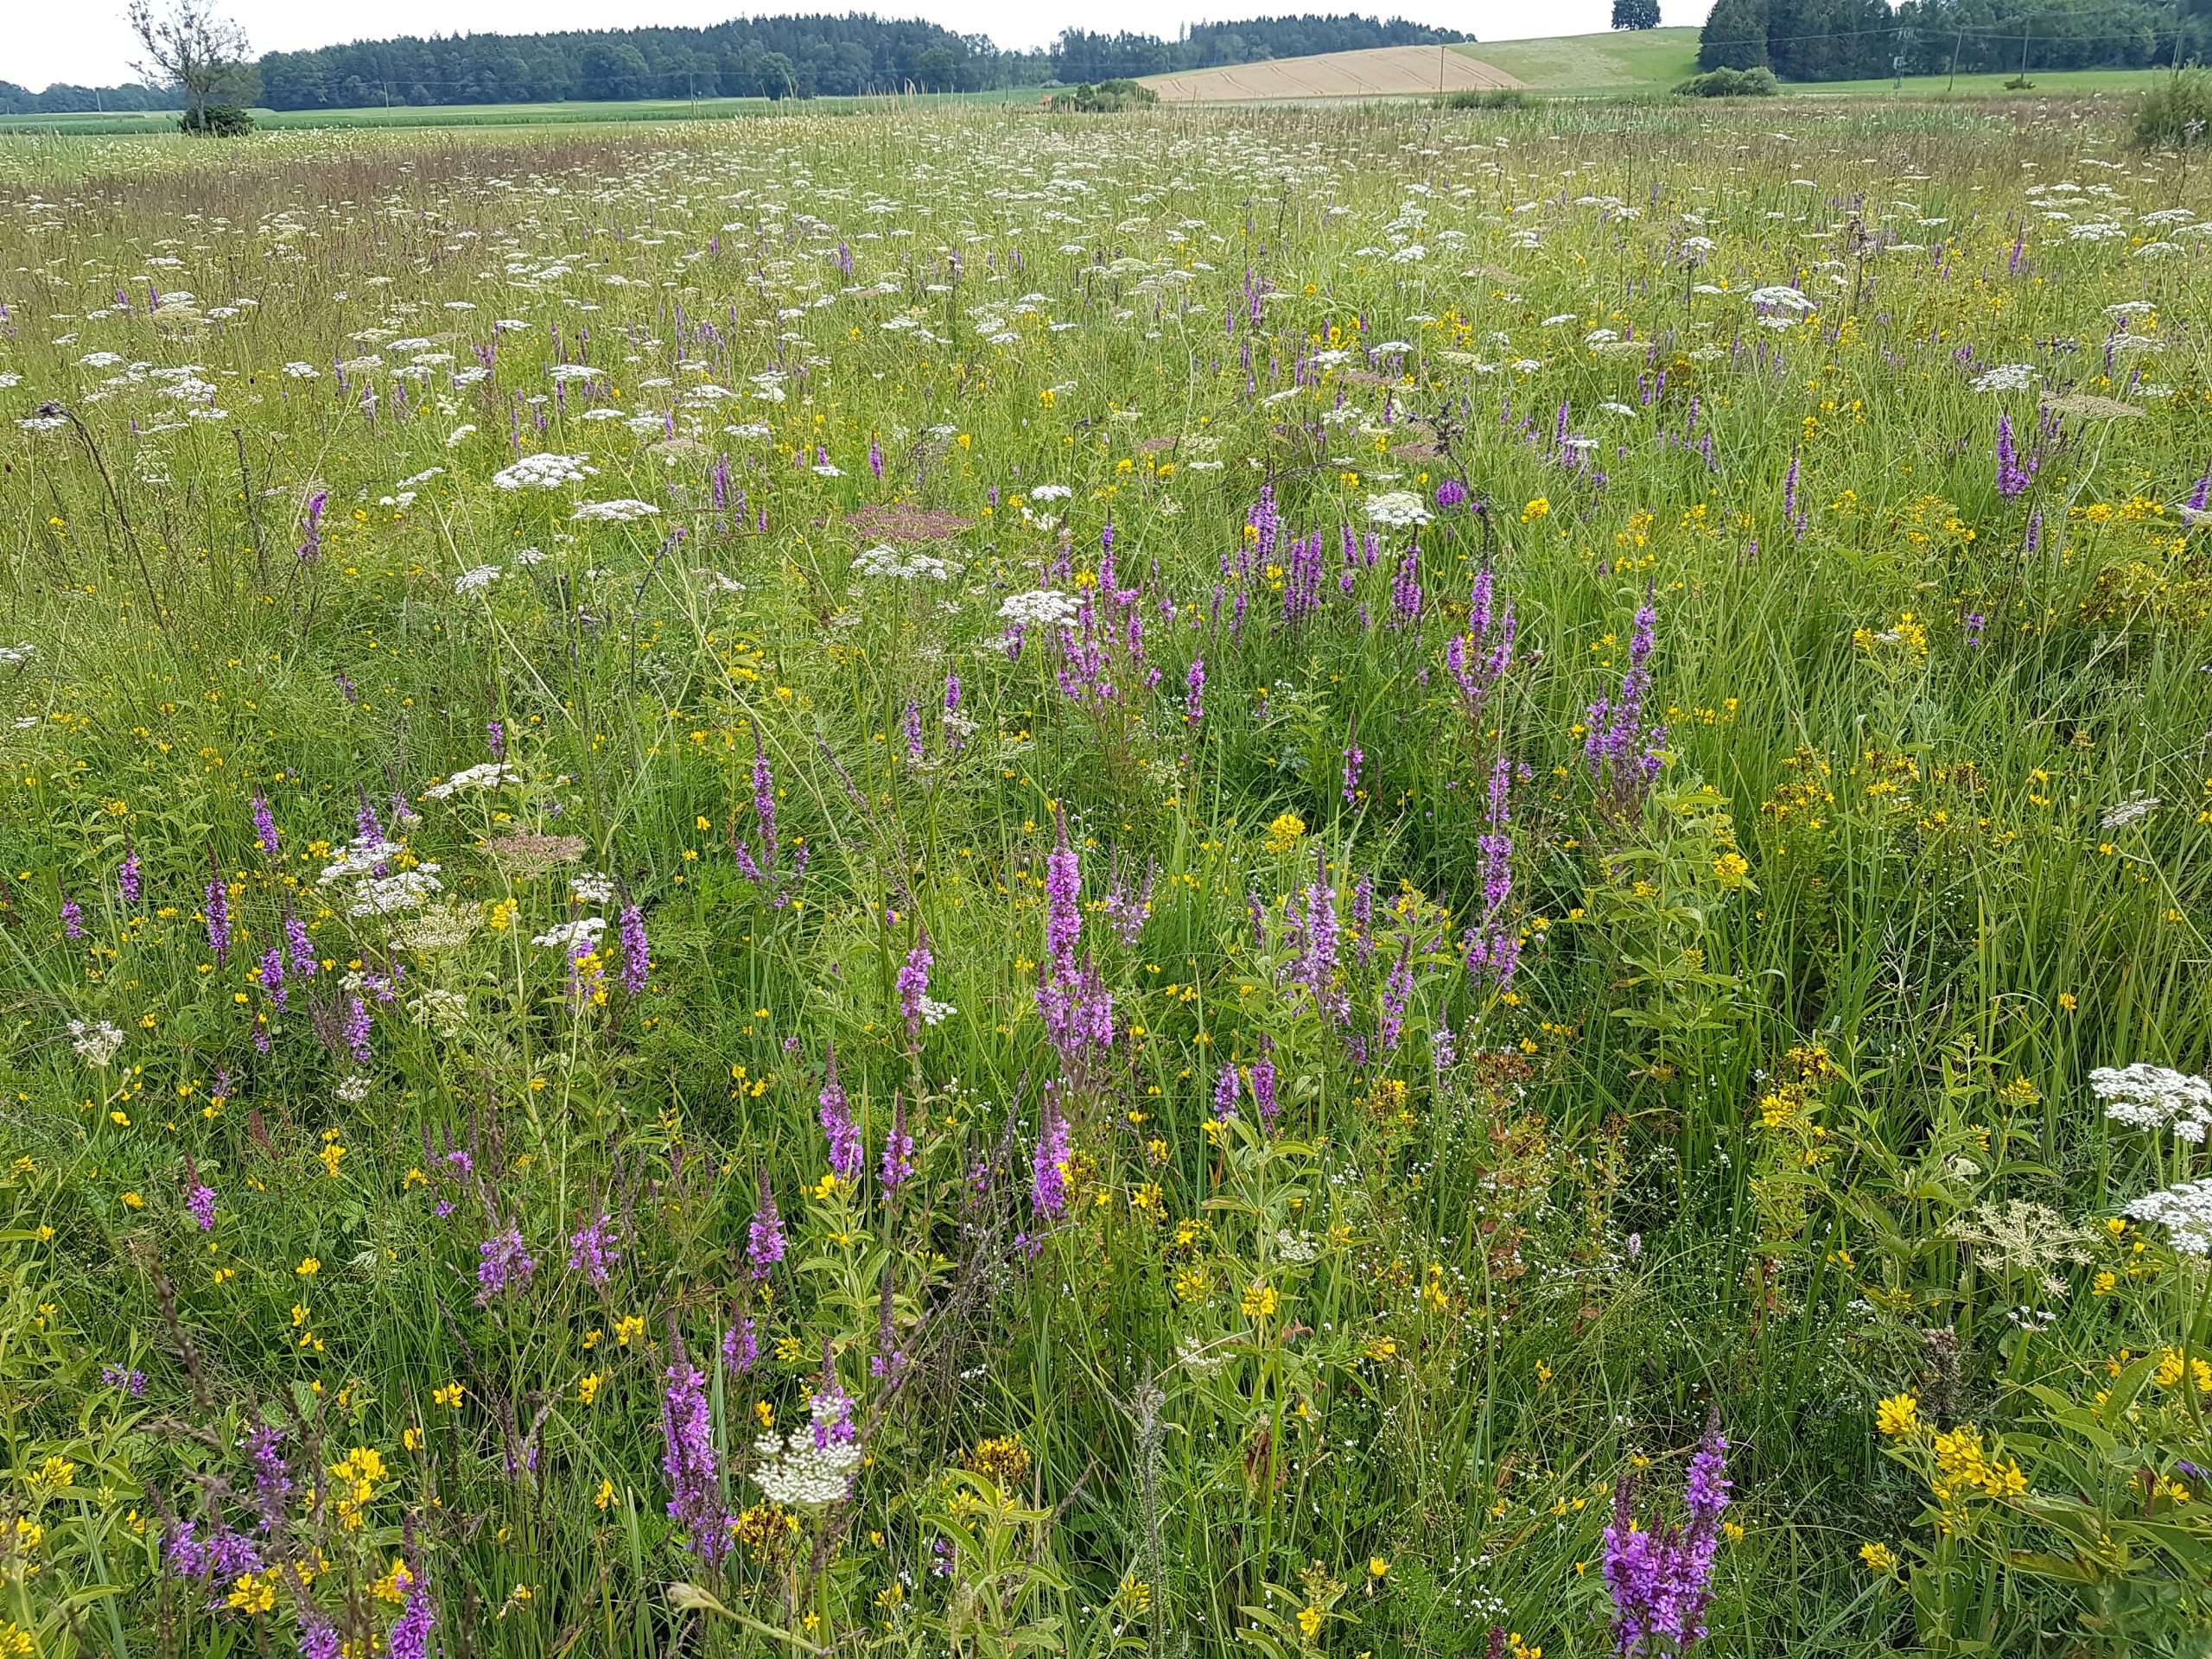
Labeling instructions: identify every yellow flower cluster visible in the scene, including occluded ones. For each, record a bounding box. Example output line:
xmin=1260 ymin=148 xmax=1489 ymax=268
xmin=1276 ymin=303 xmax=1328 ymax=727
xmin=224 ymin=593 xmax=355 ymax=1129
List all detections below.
xmin=328 ymin=1446 xmax=385 ymax=1530
xmin=963 ymin=1436 xmax=1033 ymax=1489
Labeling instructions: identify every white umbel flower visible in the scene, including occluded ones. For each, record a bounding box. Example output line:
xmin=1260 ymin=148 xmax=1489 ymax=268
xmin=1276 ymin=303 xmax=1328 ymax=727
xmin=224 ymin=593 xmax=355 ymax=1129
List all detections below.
xmin=2125 ymin=1179 xmax=2212 ymax=1255
xmin=2093 ymin=1063 xmax=2212 ymax=1142
xmin=492 ymin=452 xmax=595 ymax=490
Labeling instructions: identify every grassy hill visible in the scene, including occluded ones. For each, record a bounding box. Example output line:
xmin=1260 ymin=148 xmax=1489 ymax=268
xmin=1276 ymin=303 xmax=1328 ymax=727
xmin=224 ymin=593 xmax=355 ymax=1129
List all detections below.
xmin=1454 ymin=28 xmax=1703 ymax=93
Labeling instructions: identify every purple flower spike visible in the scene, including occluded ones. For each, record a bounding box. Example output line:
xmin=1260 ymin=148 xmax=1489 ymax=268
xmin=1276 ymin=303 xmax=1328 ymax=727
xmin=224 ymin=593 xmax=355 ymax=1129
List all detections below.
xmin=747 ymin=1171 xmax=785 ymax=1279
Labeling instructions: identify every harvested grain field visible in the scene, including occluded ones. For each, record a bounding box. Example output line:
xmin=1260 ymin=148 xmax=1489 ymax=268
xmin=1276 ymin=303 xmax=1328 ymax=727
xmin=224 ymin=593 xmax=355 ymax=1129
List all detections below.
xmin=1147 ymin=43 xmax=1524 ymax=103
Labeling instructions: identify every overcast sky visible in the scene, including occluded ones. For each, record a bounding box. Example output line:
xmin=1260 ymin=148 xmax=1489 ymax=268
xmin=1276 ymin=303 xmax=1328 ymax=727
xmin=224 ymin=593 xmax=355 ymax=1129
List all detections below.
xmin=10 ymin=1 xmax=1717 ymax=91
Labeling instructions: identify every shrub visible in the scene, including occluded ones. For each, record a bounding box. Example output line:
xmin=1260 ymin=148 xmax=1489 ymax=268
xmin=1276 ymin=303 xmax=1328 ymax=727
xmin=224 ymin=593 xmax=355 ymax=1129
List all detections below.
xmin=1442 ymin=87 xmax=1535 ymax=110
xmin=2134 ymin=67 xmax=2212 ymax=148
xmin=179 ymin=104 xmax=254 ymax=136
xmin=1046 ymin=79 xmax=1158 ymax=112
xmin=1673 ymin=66 xmax=1780 ymax=98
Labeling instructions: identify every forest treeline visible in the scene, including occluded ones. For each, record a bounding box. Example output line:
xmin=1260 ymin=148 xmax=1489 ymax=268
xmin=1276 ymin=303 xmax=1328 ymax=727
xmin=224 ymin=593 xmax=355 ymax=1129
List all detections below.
xmin=4 ymin=13 xmax=1466 ymax=112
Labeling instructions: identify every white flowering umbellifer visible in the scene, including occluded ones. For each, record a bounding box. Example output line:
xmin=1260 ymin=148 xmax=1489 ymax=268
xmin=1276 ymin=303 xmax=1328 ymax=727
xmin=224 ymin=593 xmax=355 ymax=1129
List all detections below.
xmin=317 ymin=838 xmax=404 ymax=886
xmin=1971 ymin=363 xmax=2038 ymax=394
xmin=391 ymin=901 xmax=480 ymax=953
xmin=531 ymin=916 xmax=607 ymax=950
xmin=0 ymin=643 xmax=35 ymax=667
xmin=1365 ymin=491 xmax=1430 ymax=530
xmin=2100 ymin=794 xmax=2159 ymax=830
xmin=423 ymin=762 xmax=518 ymax=801
xmin=571 ymin=499 xmax=661 ymax=523
xmin=2093 ymin=1063 xmax=2212 ymax=1142
xmin=851 ymin=543 xmax=955 ymax=581
xmin=1748 ymin=284 xmax=1815 ymax=315
xmin=2125 ymin=1178 xmax=2212 ymax=1255
xmin=454 ymin=565 xmax=501 ymax=596
xmin=405 ymin=988 xmax=471 ymax=1039
xmin=748 ymin=1429 xmax=865 ymax=1507
xmin=348 ymin=866 xmax=443 ymax=918
xmin=997 ymin=589 xmax=1078 ymax=629
xmin=68 ymin=1019 xmax=125 ymax=1067
xmin=569 ymin=871 xmax=616 ymax=905
xmin=492 ymin=452 xmax=596 ymax=491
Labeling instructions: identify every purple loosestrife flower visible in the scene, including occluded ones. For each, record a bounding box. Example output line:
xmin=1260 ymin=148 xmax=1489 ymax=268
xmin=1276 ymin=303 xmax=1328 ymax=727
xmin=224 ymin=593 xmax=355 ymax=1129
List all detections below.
xmin=298 ymin=1618 xmax=341 ymax=1659
xmin=730 ymin=728 xmax=807 ymax=903
xmin=258 ymin=945 xmax=288 ymax=1010
xmin=188 ymin=1182 xmax=217 ymax=1230
xmin=567 ymin=1214 xmax=619 ymax=1285
xmin=205 ymin=858 xmax=233 ymax=964
xmin=2190 ymin=466 xmax=2212 ymax=516
xmin=1602 ymin=1416 xmax=1732 ymax=1657
xmin=617 ymin=899 xmax=651 ymax=995
xmin=283 ymin=905 xmax=315 ymax=977
xmin=1342 ymin=747 xmax=1363 ymax=806
xmin=1465 ymin=756 xmax=1521 ymax=989
xmin=897 ymin=929 xmax=934 ymax=1047
xmin=812 ymin=1341 xmax=858 ymax=1451
xmin=1587 ymin=589 xmax=1665 ymax=815
xmin=1212 ymin=1061 xmax=1241 ymax=1122
xmin=1995 ymin=411 xmax=2031 ymax=499
xmin=1389 ymin=546 xmax=1424 ymax=626
xmin=1044 ymin=810 xmax=1082 ymax=976
xmin=1184 ymin=656 xmax=1205 ymax=725
xmin=251 ymin=792 xmax=281 ymax=857
xmin=722 ymin=1315 xmax=758 ymax=1375
xmin=747 ymin=1172 xmax=785 ymax=1278
xmin=1032 ymin=1090 xmax=1071 ymax=1220
xmin=880 ymin=1090 xmax=914 ymax=1194
xmin=1352 ymin=873 xmax=1376 ymax=966
xmin=1381 ymin=932 xmax=1416 ymax=1054
xmin=475 ymin=1226 xmax=536 ymax=1305
xmin=1249 ymin=1047 xmax=1279 ymax=1128
xmin=1437 ymin=478 xmax=1468 ymax=511
xmin=386 ymin=1565 xmax=437 ymax=1659
xmin=343 ymin=995 xmax=372 ymax=1065
xmin=118 ymin=845 xmax=141 ymax=906
xmin=1103 ymin=857 xmax=1155 ymax=946
xmin=1300 ymin=849 xmax=1348 ymax=1023
xmin=486 ymin=718 xmax=505 ymax=760
xmin=660 ymin=1354 xmax=731 ymax=1564
xmin=60 ymin=892 xmax=83 ymax=940
xmin=245 ymin=1422 xmax=291 ymax=1528
xmin=903 ymin=697 xmax=925 ymax=763
xmin=942 ymin=672 xmax=966 ymax=752
xmin=101 ymin=1363 xmax=146 ymax=1394
xmin=296 ymin=490 xmax=327 ymax=566
xmin=819 ymin=1045 xmax=862 ymax=1180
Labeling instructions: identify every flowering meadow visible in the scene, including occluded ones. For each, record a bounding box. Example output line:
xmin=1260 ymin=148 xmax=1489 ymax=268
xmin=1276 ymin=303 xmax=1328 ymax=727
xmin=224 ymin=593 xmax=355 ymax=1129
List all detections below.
xmin=3 ymin=97 xmax=2212 ymax=1657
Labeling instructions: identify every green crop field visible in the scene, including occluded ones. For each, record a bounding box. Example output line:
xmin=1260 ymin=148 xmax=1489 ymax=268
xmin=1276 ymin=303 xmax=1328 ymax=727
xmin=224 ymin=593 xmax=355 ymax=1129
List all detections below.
xmin=2 ymin=93 xmax=2210 ymax=1659
xmin=0 ymin=88 xmax=1051 ymax=137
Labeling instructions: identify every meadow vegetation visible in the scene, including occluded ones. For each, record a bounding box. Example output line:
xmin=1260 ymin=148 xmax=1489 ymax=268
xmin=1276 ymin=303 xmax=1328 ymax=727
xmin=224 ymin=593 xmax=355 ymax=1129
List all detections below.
xmin=2 ymin=98 xmax=2211 ymax=1656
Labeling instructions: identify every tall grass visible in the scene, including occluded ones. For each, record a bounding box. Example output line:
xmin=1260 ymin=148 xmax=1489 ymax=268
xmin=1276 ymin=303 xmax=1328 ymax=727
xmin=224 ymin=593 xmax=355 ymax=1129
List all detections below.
xmin=0 ymin=100 xmax=2209 ymax=1657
